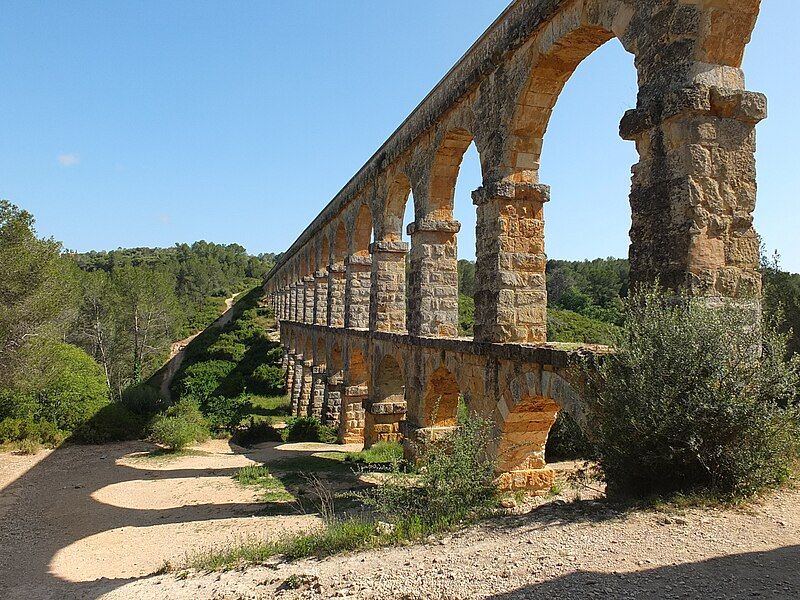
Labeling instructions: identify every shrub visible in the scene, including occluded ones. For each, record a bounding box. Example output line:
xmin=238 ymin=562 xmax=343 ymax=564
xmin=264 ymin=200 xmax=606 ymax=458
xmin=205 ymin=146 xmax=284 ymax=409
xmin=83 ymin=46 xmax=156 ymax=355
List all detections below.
xmin=547 ymin=308 xmax=620 ymax=345
xmin=176 ymin=360 xmax=236 ymax=400
xmin=71 ymin=402 xmax=145 ymax=444
xmin=33 ymin=342 xmax=110 ymax=432
xmin=150 ymin=399 xmax=210 ymax=451
xmin=366 ymin=403 xmax=499 ymax=530
xmin=121 ymin=383 xmax=165 ymax=416
xmin=282 ymin=417 xmax=338 ymax=444
xmin=249 ymin=364 xmax=285 ymax=396
xmin=0 ymin=417 xmax=65 ymax=446
xmin=458 ymin=294 xmax=475 ymax=337
xmin=587 ymin=288 xmax=800 ymax=500
xmin=345 ymin=441 xmax=404 ymax=466
xmin=201 ymin=394 xmax=249 ymax=432
xmin=234 ymin=419 xmax=283 ymax=447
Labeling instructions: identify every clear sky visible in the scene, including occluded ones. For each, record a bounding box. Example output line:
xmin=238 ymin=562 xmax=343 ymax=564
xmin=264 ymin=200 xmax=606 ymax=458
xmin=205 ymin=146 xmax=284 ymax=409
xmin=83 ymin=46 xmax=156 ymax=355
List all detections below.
xmin=0 ymin=1 xmax=797 ymax=271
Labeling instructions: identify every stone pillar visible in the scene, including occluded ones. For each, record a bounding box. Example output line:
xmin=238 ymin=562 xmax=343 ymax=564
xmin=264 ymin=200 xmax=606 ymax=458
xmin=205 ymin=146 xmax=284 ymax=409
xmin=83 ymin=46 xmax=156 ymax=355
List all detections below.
xmin=345 ymin=255 xmax=372 ymax=329
xmin=323 ymin=373 xmax=343 ymax=429
xmin=620 ymin=82 xmax=765 ymax=299
xmin=473 ymin=181 xmax=549 ymax=344
xmin=303 ymin=276 xmax=315 ymax=324
xmin=310 ymin=366 xmax=327 ymax=420
xmin=314 ymin=270 xmax=328 ymax=326
xmin=290 ymin=354 xmax=303 ymax=415
xmin=340 ymin=384 xmax=367 ymax=444
xmin=289 ymin=284 xmax=298 ymax=322
xmin=298 ymin=359 xmax=314 ymax=416
xmin=364 ymin=400 xmax=406 ymax=448
xmin=327 ymin=264 xmax=346 ymax=328
xmin=407 ymin=219 xmax=460 ymax=337
xmin=369 ymin=241 xmax=409 ymax=333
xmin=282 ymin=288 xmax=290 ymax=321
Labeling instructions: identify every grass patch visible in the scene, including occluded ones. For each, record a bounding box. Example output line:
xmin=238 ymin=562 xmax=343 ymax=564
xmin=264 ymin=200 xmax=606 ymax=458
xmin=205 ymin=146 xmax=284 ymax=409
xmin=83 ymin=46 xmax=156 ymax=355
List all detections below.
xmin=182 ymin=518 xmax=380 ymax=570
xmin=247 ymin=394 xmax=291 ymax=425
xmin=344 ymin=441 xmax=403 ymax=466
xmin=234 ymin=465 xmax=294 ymax=502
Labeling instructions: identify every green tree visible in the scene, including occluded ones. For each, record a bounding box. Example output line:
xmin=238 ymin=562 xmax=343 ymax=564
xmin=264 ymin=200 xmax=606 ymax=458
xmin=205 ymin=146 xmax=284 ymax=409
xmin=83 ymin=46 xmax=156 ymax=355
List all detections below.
xmin=0 ymin=200 xmax=76 ymax=385
xmin=110 ymin=266 xmax=181 ymax=385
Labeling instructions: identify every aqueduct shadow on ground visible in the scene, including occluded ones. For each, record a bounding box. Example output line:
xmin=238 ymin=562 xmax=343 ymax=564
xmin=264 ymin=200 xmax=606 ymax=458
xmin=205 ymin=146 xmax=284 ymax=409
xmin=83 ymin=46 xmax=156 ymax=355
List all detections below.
xmin=0 ymin=438 xmax=355 ymax=599
xmin=487 ymin=546 xmax=800 ymax=600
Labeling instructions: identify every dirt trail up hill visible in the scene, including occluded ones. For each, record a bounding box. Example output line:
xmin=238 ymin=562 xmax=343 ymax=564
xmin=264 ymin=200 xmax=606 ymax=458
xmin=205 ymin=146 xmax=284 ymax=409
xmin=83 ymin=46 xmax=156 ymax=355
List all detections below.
xmin=158 ymin=293 xmax=239 ymax=400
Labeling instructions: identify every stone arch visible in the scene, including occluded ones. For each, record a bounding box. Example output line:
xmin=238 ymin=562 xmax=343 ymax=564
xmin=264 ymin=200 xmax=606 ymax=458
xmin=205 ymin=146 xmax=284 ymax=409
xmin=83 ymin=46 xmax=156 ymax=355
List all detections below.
xmin=422 ymin=365 xmax=461 ymax=428
xmin=332 ymin=220 xmax=347 ymax=265
xmin=383 ymin=172 xmax=413 ymax=242
xmin=427 ymin=128 xmax=479 ymax=220
xmin=349 ymin=202 xmax=374 ymax=257
xmin=493 ymin=368 xmax=587 ymax=490
xmin=365 ymin=354 xmax=406 ymax=447
xmin=317 ymin=232 xmax=329 ymax=269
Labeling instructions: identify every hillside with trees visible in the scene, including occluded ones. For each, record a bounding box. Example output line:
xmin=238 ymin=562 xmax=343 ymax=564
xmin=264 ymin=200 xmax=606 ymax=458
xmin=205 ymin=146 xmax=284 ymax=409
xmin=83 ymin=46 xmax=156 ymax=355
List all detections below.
xmin=0 ymin=200 xmax=278 ymax=449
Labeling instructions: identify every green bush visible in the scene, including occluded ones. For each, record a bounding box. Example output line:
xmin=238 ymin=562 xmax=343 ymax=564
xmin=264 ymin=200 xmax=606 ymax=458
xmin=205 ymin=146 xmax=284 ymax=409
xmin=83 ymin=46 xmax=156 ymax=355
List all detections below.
xmin=234 ymin=419 xmax=283 ymax=447
xmin=547 ymin=308 xmax=620 ymax=345
xmin=176 ymin=360 xmax=236 ymax=400
xmin=587 ymin=288 xmax=800 ymax=500
xmin=0 ymin=417 xmax=65 ymax=446
xmin=458 ymin=294 xmax=475 ymax=337
xmin=149 ymin=398 xmax=210 ymax=451
xmin=249 ymin=364 xmax=285 ymax=396
xmin=71 ymin=402 xmax=145 ymax=444
xmin=201 ymin=394 xmax=250 ymax=432
xmin=121 ymin=383 xmax=165 ymax=416
xmin=345 ymin=441 xmax=404 ymax=465
xmin=207 ymin=333 xmax=247 ymax=362
xmin=282 ymin=417 xmax=338 ymax=444
xmin=366 ymin=403 xmax=499 ymax=529
xmin=33 ymin=342 xmax=110 ymax=432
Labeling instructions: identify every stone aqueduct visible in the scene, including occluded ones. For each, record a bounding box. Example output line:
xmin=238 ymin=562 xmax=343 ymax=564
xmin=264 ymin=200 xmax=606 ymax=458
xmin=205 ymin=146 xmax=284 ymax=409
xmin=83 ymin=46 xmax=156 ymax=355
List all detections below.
xmin=263 ymin=0 xmax=765 ymax=490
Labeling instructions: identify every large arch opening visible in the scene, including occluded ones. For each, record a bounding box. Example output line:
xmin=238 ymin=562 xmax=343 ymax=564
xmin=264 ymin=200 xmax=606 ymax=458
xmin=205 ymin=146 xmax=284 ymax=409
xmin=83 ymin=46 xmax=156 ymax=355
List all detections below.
xmin=346 ymin=203 xmax=374 ymax=329
xmin=505 ymin=22 xmax=637 ymax=344
xmin=419 ymin=129 xmax=483 ymax=339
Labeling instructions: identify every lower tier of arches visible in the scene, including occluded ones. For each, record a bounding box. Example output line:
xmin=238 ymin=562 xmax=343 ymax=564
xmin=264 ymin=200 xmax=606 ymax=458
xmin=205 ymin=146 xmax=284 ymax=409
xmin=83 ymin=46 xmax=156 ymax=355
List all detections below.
xmin=279 ymin=320 xmax=598 ymax=491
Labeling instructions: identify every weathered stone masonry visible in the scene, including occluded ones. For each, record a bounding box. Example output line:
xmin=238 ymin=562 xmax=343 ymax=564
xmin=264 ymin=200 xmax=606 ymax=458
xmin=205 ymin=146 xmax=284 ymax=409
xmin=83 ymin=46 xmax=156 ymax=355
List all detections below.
xmin=267 ymin=0 xmax=764 ymax=489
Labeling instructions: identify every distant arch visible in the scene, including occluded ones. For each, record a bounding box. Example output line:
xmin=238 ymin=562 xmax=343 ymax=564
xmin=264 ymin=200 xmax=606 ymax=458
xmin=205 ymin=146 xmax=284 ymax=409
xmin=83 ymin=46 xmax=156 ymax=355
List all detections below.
xmin=350 ymin=203 xmax=374 ymax=256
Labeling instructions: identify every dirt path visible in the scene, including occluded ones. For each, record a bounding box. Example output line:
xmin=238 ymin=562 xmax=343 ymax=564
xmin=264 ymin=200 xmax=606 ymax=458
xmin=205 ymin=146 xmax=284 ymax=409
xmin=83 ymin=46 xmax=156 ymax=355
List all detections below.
xmin=2 ymin=440 xmax=798 ymax=600
xmin=159 ymin=293 xmax=239 ymax=400
xmin=97 ymin=487 xmax=800 ymax=600
xmin=0 ymin=439 xmax=358 ymax=600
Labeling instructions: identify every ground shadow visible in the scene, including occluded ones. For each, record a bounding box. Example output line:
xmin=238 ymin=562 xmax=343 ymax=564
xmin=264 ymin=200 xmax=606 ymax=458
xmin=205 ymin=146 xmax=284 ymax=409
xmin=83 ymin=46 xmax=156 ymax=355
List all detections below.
xmin=488 ymin=546 xmax=800 ymax=599
xmin=0 ymin=438 xmax=338 ymax=599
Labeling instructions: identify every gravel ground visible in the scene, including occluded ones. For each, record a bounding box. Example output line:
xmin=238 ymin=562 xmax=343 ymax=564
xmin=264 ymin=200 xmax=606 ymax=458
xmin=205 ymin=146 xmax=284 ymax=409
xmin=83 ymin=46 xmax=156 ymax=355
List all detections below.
xmin=99 ymin=486 xmax=800 ymax=600
xmin=2 ymin=441 xmax=798 ymax=600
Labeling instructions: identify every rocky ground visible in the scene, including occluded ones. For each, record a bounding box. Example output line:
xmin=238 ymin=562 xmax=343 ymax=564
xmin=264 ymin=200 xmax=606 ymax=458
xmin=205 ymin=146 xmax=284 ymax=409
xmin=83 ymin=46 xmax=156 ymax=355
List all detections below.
xmin=1 ymin=441 xmax=798 ymax=600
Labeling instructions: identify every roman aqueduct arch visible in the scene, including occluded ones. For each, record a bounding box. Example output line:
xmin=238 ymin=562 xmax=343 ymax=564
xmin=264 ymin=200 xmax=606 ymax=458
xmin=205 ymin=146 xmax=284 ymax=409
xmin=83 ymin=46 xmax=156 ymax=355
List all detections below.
xmin=265 ymin=0 xmax=766 ymax=490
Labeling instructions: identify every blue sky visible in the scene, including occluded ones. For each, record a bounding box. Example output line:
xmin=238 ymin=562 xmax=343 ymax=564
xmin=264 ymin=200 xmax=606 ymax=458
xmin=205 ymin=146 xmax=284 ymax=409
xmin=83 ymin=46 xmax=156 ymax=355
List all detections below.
xmin=0 ymin=1 xmax=797 ymax=271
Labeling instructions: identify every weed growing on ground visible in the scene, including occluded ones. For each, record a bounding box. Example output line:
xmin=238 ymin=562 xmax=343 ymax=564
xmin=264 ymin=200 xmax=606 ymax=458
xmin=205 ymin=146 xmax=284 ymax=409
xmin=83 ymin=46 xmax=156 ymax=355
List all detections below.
xmin=344 ymin=441 xmax=403 ymax=466
xmin=178 ymin=404 xmax=500 ymax=571
xmin=234 ymin=465 xmax=294 ymax=502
